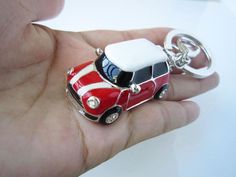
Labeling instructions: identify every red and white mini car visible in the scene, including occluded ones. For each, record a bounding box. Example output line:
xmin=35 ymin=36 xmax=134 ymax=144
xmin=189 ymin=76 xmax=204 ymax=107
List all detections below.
xmin=67 ymin=39 xmax=170 ymax=124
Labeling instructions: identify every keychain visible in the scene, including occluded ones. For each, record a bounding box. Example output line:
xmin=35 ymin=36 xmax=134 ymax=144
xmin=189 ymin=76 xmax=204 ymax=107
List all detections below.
xmin=66 ymin=30 xmax=214 ymax=125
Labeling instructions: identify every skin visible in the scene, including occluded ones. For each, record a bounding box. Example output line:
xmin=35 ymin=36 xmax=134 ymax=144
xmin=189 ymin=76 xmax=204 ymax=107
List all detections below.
xmin=0 ymin=0 xmax=219 ymax=176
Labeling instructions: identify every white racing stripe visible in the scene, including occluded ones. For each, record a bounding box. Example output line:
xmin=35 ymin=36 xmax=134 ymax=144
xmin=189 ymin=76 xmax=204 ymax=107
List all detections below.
xmin=77 ymin=82 xmax=112 ymax=96
xmin=70 ymin=64 xmax=94 ymax=85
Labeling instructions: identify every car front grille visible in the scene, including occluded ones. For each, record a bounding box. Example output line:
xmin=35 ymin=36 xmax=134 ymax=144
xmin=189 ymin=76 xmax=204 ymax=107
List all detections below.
xmin=67 ymin=84 xmax=84 ymax=108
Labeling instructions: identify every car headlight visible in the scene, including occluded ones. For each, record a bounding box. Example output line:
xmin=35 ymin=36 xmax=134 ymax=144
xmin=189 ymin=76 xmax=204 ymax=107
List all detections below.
xmin=87 ymin=96 xmax=100 ymax=109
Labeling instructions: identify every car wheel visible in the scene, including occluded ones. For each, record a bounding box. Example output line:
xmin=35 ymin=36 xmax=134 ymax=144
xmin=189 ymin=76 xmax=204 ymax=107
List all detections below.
xmin=99 ymin=107 xmax=122 ymax=125
xmin=154 ymin=84 xmax=169 ymax=100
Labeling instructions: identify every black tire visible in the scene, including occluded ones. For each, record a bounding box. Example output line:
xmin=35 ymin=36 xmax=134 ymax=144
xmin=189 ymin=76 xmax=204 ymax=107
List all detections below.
xmin=154 ymin=84 xmax=169 ymax=100
xmin=99 ymin=106 xmax=122 ymax=125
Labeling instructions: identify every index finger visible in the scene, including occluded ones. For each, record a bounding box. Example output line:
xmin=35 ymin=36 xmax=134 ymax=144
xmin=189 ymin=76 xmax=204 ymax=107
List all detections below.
xmin=80 ymin=28 xmax=171 ymax=49
xmin=80 ymin=28 xmax=208 ymax=74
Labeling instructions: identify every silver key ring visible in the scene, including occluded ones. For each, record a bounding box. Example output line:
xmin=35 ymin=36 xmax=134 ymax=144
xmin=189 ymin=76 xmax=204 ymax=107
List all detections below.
xmin=164 ymin=30 xmax=215 ymax=79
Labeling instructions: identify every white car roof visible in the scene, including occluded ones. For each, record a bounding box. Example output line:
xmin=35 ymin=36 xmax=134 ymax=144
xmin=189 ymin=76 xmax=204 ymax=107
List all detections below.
xmin=105 ymin=38 xmax=167 ymax=72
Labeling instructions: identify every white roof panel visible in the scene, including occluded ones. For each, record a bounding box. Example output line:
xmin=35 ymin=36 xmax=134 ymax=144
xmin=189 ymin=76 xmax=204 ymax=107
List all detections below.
xmin=105 ymin=38 xmax=167 ymax=72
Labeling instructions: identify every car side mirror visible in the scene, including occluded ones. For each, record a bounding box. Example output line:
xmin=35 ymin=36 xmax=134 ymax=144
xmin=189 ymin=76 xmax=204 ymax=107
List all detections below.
xmin=130 ymin=83 xmax=141 ymax=94
xmin=95 ymin=48 xmax=104 ymax=56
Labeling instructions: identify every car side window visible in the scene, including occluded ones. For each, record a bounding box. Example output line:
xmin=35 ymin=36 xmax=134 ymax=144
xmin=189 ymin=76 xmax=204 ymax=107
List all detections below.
xmin=133 ymin=66 xmax=152 ymax=84
xmin=153 ymin=62 xmax=168 ymax=78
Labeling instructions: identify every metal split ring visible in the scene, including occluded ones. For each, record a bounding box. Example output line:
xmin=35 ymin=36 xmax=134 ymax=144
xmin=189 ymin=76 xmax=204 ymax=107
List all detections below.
xmin=164 ymin=30 xmax=215 ymax=79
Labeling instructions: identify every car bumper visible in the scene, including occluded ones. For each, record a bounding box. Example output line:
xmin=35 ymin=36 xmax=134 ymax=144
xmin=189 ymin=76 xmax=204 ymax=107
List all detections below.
xmin=67 ymin=83 xmax=99 ymax=122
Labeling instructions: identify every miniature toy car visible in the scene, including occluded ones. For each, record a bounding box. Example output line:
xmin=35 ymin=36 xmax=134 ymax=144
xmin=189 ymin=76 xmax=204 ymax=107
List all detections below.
xmin=66 ymin=38 xmax=170 ymax=124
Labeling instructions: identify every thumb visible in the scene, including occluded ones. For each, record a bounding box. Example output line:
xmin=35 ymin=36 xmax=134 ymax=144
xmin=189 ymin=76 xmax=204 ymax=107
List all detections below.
xmin=0 ymin=0 xmax=64 ymax=69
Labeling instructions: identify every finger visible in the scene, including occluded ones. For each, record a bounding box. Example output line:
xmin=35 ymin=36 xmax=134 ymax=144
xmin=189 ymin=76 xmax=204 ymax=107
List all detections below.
xmin=57 ymin=28 xmax=170 ymax=75
xmin=123 ymin=100 xmax=200 ymax=148
xmin=74 ymin=99 xmax=199 ymax=168
xmin=33 ymin=0 xmax=65 ymax=21
xmin=1 ymin=0 xmax=64 ymax=69
xmin=165 ymin=72 xmax=219 ymax=101
xmin=80 ymin=29 xmax=210 ymax=75
xmin=80 ymin=28 xmax=171 ymax=49
xmin=16 ymin=0 xmax=65 ymax=21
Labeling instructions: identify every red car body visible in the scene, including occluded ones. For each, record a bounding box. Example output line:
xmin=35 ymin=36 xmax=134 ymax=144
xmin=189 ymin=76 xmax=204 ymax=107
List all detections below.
xmin=67 ymin=60 xmax=170 ymax=123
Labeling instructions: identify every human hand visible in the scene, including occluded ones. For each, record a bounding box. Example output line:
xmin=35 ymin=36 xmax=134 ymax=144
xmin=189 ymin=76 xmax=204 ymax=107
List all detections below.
xmin=0 ymin=1 xmax=219 ymax=176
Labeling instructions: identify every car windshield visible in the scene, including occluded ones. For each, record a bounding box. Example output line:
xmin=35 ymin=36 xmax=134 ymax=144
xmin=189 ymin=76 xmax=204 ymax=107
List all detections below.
xmin=95 ymin=54 xmax=133 ymax=87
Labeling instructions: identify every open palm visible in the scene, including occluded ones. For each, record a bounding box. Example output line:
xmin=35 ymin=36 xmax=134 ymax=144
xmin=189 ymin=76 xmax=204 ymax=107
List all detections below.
xmin=0 ymin=25 xmax=219 ymax=176
xmin=0 ymin=1 xmax=219 ymax=176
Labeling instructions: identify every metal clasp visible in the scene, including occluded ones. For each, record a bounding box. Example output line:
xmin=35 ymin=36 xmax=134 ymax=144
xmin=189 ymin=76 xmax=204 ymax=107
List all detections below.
xmin=164 ymin=30 xmax=214 ymax=79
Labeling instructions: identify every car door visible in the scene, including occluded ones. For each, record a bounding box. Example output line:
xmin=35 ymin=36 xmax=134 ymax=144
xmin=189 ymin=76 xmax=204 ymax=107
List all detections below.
xmin=127 ymin=66 xmax=155 ymax=109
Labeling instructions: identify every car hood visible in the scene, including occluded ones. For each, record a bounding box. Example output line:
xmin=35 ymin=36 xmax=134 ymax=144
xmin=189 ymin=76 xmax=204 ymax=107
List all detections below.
xmin=69 ymin=63 xmax=115 ymax=97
